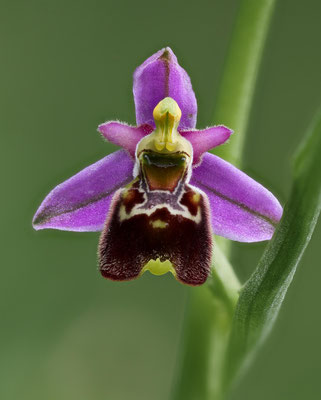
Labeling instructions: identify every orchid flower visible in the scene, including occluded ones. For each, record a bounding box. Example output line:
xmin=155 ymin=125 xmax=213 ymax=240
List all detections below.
xmin=33 ymin=47 xmax=282 ymax=286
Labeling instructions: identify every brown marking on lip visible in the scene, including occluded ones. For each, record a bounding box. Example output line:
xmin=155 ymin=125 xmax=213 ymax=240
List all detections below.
xmin=180 ymin=188 xmax=199 ymax=216
xmin=122 ymin=186 xmax=145 ymax=214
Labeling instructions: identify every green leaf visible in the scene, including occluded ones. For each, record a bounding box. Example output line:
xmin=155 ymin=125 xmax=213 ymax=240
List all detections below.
xmin=223 ymin=108 xmax=321 ymax=392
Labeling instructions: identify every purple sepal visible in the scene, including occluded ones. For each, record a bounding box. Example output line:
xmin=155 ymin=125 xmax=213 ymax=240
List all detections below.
xmin=191 ymin=153 xmax=283 ymax=242
xmin=180 ymin=125 xmax=233 ymax=165
xmin=98 ymin=121 xmax=153 ymax=158
xmin=133 ymin=47 xmax=197 ymax=129
xmin=33 ymin=150 xmax=134 ymax=231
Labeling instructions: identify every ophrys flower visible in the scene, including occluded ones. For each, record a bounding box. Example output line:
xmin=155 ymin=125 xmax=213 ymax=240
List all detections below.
xmin=33 ymin=48 xmax=282 ymax=285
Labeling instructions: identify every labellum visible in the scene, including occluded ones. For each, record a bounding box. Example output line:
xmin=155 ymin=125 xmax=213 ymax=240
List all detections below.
xmin=99 ymin=98 xmax=212 ymax=285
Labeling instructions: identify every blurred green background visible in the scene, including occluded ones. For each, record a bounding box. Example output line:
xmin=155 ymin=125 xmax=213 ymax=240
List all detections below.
xmin=1 ymin=0 xmax=321 ymax=399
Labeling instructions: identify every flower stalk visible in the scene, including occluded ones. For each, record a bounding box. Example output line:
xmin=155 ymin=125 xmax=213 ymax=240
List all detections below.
xmin=213 ymin=0 xmax=277 ymax=167
xmin=172 ymin=244 xmax=240 ymax=400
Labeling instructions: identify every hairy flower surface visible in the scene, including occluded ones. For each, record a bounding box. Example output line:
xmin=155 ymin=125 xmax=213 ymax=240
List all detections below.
xmin=33 ymin=48 xmax=282 ymax=285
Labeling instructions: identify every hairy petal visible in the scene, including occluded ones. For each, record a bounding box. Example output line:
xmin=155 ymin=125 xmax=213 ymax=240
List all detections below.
xmin=191 ymin=153 xmax=283 ymax=242
xmin=33 ymin=150 xmax=134 ymax=231
xmin=180 ymin=125 xmax=233 ymax=165
xmin=98 ymin=121 xmax=153 ymax=158
xmin=133 ymin=47 xmax=197 ymax=129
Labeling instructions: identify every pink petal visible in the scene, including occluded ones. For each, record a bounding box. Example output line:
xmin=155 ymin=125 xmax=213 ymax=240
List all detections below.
xmin=180 ymin=125 xmax=233 ymax=165
xmin=98 ymin=121 xmax=153 ymax=158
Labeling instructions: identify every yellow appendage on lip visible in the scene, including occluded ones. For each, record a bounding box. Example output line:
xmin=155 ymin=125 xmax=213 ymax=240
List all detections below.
xmin=140 ymin=258 xmax=176 ymax=277
xmin=150 ymin=219 xmax=168 ymax=228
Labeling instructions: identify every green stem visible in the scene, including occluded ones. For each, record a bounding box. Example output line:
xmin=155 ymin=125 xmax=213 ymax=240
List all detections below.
xmin=207 ymin=244 xmax=241 ymax=312
xmin=171 ymin=1 xmax=277 ymax=399
xmin=213 ymin=0 xmax=276 ymax=167
xmin=171 ymin=247 xmax=240 ymax=400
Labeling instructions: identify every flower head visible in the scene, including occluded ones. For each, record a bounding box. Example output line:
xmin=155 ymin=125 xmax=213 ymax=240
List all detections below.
xmin=33 ymin=47 xmax=282 ymax=286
